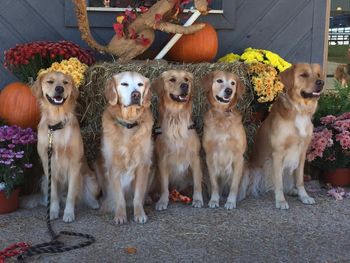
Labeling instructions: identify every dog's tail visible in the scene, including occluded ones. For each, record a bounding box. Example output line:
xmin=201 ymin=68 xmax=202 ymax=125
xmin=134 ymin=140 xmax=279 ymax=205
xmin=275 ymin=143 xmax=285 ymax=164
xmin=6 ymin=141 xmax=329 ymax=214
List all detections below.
xmin=82 ymin=161 xmax=101 ymax=210
xmin=237 ymin=164 xmax=267 ymax=201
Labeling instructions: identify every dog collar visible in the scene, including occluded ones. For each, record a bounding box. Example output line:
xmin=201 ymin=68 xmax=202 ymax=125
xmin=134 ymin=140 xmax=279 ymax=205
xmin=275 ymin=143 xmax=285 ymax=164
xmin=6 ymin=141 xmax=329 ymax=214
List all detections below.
xmin=115 ymin=119 xmax=138 ymax=129
xmin=48 ymin=121 xmax=66 ymax=132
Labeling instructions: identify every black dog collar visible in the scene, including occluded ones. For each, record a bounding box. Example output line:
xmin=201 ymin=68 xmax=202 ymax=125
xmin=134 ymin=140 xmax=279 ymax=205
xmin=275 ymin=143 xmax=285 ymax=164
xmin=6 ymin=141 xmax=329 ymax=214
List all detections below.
xmin=115 ymin=119 xmax=138 ymax=129
xmin=48 ymin=121 xmax=66 ymax=132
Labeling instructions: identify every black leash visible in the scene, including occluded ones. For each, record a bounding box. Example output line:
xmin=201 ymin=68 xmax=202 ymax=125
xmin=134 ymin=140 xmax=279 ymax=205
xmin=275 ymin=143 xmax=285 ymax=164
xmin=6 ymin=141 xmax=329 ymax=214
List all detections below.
xmin=17 ymin=122 xmax=95 ymax=261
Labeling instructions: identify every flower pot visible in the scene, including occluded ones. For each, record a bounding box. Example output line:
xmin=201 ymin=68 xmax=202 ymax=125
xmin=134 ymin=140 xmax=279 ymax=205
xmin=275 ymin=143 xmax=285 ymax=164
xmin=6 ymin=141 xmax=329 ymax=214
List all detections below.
xmin=0 ymin=188 xmax=20 ymax=214
xmin=322 ymin=168 xmax=350 ymax=187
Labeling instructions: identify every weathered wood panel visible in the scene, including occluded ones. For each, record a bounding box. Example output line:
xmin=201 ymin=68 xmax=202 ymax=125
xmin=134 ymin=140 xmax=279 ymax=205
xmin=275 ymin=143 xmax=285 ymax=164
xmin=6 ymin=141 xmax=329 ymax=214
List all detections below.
xmin=0 ymin=0 xmax=328 ymax=88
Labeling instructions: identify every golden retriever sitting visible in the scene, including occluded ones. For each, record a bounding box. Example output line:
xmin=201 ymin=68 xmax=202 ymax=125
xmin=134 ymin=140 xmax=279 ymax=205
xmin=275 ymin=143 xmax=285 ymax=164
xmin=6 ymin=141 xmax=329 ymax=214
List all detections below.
xmin=32 ymin=72 xmax=100 ymax=222
xmin=202 ymin=71 xmax=246 ymax=209
xmin=334 ymin=64 xmax=350 ymax=87
xmin=97 ymin=72 xmax=153 ymax=224
xmin=152 ymin=70 xmax=203 ymax=210
xmin=248 ymin=63 xmax=324 ymax=209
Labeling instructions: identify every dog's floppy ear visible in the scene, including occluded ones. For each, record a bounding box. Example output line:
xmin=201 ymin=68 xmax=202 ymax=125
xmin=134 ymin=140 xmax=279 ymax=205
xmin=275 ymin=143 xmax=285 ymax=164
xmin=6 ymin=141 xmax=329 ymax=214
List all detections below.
xmin=32 ymin=74 xmax=44 ymax=99
xmin=200 ymin=71 xmax=215 ymax=99
xmin=312 ymin=63 xmax=324 ymax=79
xmin=143 ymin=77 xmax=152 ymax=107
xmin=228 ymin=77 xmax=245 ymax=110
xmin=69 ymin=75 xmax=79 ymax=100
xmin=279 ymin=65 xmax=295 ymax=91
xmin=151 ymin=75 xmax=164 ymax=97
xmin=104 ymin=77 xmax=118 ymax=105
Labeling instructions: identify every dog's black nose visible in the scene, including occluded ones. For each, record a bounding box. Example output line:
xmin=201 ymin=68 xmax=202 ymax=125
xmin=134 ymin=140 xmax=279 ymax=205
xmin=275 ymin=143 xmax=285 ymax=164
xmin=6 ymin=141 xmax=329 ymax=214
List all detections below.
xmin=55 ymin=86 xmax=64 ymax=94
xmin=180 ymin=83 xmax=189 ymax=94
xmin=315 ymin=79 xmax=324 ymax=87
xmin=224 ymin=88 xmax=233 ymax=96
xmin=131 ymin=90 xmax=141 ymax=103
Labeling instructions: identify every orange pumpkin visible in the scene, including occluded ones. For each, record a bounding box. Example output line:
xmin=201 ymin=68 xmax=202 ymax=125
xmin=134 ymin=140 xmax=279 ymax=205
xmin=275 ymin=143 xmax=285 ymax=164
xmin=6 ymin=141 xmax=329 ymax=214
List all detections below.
xmin=0 ymin=82 xmax=40 ymax=130
xmin=167 ymin=23 xmax=218 ymax=63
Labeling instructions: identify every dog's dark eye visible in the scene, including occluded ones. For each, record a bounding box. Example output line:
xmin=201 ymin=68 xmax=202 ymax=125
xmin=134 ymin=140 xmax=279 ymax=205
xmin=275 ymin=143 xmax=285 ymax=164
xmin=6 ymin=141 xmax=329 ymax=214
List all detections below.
xmin=216 ymin=79 xmax=223 ymax=83
xmin=300 ymin=73 xmax=309 ymax=78
xmin=231 ymin=81 xmax=235 ymax=86
xmin=121 ymin=82 xmax=129 ymax=86
xmin=169 ymin=78 xmax=176 ymax=83
xmin=47 ymin=80 xmax=54 ymax=84
xmin=63 ymin=81 xmax=69 ymax=85
xmin=138 ymin=83 xmax=144 ymax=87
xmin=184 ymin=78 xmax=189 ymax=82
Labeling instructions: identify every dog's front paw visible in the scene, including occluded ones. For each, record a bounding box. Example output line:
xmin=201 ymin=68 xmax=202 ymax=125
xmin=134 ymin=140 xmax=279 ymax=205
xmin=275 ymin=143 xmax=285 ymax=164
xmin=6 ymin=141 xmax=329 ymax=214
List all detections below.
xmin=63 ymin=211 xmax=75 ymax=222
xmin=208 ymin=199 xmax=219 ymax=208
xmin=114 ymin=212 xmax=127 ymax=225
xmin=192 ymin=199 xmax=203 ymax=208
xmin=156 ymin=199 xmax=169 ymax=211
xmin=50 ymin=210 xmax=59 ymax=220
xmin=300 ymin=195 xmax=315 ymax=205
xmin=134 ymin=211 xmax=148 ymax=224
xmin=276 ymin=200 xmax=289 ymax=210
xmin=224 ymin=201 xmax=237 ymax=210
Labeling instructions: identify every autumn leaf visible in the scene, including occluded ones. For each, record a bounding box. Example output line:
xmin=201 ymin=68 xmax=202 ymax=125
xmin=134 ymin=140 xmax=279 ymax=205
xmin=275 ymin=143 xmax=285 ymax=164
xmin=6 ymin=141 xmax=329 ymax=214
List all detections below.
xmin=116 ymin=15 xmax=125 ymax=24
xmin=154 ymin=13 xmax=163 ymax=23
xmin=136 ymin=35 xmax=151 ymax=47
xmin=125 ymin=9 xmax=137 ymax=20
xmin=124 ymin=247 xmax=137 ymax=254
xmin=139 ymin=6 xmax=149 ymax=13
xmin=129 ymin=28 xmax=138 ymax=40
xmin=113 ymin=23 xmax=124 ymax=37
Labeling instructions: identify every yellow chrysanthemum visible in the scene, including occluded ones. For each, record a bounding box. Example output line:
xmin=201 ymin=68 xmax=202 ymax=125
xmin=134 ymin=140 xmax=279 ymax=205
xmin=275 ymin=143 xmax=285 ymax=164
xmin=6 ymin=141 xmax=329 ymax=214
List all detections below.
xmin=218 ymin=53 xmax=241 ymax=63
xmin=37 ymin=58 xmax=88 ymax=87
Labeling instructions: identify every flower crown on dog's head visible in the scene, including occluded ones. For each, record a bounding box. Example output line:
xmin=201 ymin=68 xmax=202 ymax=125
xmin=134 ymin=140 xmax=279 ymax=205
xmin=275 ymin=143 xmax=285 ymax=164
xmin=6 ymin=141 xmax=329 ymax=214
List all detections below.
xmin=37 ymin=57 xmax=88 ymax=87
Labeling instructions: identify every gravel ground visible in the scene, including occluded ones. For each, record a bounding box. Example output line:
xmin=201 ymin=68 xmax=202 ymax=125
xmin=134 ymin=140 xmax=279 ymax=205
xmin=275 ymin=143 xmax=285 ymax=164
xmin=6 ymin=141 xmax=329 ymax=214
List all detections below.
xmin=1 ymin=181 xmax=350 ymax=263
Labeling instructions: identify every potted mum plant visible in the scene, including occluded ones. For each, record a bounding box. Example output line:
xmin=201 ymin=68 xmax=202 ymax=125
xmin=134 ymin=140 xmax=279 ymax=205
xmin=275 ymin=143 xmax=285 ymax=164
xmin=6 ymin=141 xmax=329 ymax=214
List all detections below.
xmin=219 ymin=48 xmax=291 ymax=121
xmin=0 ymin=124 xmax=36 ymax=214
xmin=307 ymin=112 xmax=350 ymax=186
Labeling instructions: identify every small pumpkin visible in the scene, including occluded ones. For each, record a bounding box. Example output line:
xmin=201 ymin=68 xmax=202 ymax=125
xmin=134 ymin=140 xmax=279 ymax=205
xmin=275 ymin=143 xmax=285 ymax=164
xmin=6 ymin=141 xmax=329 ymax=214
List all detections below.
xmin=167 ymin=23 xmax=218 ymax=63
xmin=0 ymin=82 xmax=40 ymax=130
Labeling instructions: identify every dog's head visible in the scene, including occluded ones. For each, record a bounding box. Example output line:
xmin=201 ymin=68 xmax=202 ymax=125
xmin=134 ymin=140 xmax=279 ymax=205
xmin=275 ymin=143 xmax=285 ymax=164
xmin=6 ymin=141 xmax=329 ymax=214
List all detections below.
xmin=32 ymin=71 xmax=78 ymax=107
xmin=152 ymin=70 xmax=194 ymax=110
xmin=279 ymin=63 xmax=324 ymax=103
xmin=104 ymin=71 xmax=151 ymax=109
xmin=202 ymin=71 xmax=245 ymax=111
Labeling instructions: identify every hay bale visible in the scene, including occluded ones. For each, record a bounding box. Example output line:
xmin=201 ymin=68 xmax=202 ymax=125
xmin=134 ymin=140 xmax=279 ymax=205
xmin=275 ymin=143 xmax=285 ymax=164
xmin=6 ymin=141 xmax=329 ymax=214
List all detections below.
xmin=77 ymin=60 xmax=257 ymax=162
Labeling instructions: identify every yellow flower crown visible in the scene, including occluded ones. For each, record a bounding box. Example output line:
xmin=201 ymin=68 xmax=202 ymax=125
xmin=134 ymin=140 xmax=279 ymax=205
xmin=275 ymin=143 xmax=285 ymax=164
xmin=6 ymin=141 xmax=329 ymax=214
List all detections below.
xmin=38 ymin=57 xmax=88 ymax=87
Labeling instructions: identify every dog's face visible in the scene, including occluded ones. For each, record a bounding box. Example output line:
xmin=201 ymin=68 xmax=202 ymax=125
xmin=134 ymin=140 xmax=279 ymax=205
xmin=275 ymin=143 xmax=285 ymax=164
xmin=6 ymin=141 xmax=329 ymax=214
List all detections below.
xmin=202 ymin=71 xmax=245 ymax=110
xmin=152 ymin=70 xmax=194 ymax=109
xmin=279 ymin=63 xmax=325 ymax=102
xmin=104 ymin=71 xmax=150 ymax=108
xmin=32 ymin=71 xmax=78 ymax=106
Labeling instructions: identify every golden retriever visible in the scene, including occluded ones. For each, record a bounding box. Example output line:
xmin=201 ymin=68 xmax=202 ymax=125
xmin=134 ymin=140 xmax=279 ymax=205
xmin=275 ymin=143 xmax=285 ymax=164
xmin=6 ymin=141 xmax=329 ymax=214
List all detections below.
xmin=202 ymin=71 xmax=246 ymax=209
xmin=246 ymin=63 xmax=325 ymax=209
xmin=334 ymin=64 xmax=350 ymax=87
xmin=152 ymin=70 xmax=203 ymax=210
xmin=96 ymin=71 xmax=153 ymax=224
xmin=32 ymin=71 xmax=100 ymax=222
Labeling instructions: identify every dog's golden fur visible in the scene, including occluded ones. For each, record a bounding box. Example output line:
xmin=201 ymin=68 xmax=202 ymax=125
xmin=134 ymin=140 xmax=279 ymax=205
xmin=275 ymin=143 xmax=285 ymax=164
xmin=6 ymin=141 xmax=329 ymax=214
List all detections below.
xmin=334 ymin=64 xmax=350 ymax=87
xmin=202 ymin=71 xmax=246 ymax=209
xmin=96 ymin=72 xmax=153 ymax=224
xmin=247 ymin=63 xmax=325 ymax=209
xmin=152 ymin=70 xmax=203 ymax=210
xmin=32 ymin=71 xmax=100 ymax=222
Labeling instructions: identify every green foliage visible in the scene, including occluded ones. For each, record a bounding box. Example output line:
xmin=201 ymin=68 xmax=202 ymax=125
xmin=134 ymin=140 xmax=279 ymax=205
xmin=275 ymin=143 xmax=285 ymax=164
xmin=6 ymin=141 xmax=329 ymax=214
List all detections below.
xmin=314 ymin=80 xmax=350 ymax=125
